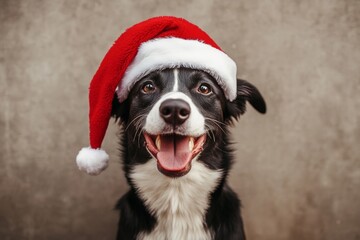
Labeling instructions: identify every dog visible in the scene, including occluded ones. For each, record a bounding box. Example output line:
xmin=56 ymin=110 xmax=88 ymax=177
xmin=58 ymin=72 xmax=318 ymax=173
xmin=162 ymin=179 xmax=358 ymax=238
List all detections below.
xmin=111 ymin=67 xmax=266 ymax=240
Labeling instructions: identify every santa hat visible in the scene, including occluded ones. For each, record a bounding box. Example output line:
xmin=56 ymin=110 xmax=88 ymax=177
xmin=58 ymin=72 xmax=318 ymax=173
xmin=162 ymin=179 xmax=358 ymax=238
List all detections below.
xmin=76 ymin=16 xmax=237 ymax=175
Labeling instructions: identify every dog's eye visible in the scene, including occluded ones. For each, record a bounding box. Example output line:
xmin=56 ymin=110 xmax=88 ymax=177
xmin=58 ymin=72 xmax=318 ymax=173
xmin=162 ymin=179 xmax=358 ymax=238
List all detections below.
xmin=197 ymin=83 xmax=212 ymax=95
xmin=141 ymin=82 xmax=156 ymax=94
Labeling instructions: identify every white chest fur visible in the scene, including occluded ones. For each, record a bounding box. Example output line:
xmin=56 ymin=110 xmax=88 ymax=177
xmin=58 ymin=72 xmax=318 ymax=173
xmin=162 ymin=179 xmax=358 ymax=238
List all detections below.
xmin=130 ymin=159 xmax=222 ymax=240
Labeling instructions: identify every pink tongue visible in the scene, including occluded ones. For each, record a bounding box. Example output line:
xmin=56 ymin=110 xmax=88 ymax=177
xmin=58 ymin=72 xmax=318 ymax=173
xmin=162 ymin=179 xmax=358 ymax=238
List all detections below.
xmin=157 ymin=135 xmax=191 ymax=171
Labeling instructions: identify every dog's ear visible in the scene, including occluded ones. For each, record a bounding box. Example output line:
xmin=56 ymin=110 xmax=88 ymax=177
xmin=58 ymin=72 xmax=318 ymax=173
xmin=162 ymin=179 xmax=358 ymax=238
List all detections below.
xmin=225 ymin=79 xmax=266 ymax=121
xmin=111 ymin=93 xmax=129 ymax=123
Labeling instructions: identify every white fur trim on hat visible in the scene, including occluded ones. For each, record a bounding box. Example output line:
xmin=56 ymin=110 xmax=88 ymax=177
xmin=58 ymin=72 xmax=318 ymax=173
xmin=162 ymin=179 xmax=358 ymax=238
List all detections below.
xmin=116 ymin=37 xmax=237 ymax=102
xmin=76 ymin=147 xmax=109 ymax=175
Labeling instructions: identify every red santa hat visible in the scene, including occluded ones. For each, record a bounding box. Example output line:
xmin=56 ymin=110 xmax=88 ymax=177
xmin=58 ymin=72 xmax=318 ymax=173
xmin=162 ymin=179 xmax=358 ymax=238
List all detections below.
xmin=76 ymin=16 xmax=237 ymax=175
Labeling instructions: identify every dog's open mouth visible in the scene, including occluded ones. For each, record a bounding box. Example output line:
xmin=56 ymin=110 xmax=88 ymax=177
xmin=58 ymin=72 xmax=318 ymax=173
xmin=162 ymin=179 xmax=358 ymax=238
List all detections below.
xmin=144 ymin=133 xmax=206 ymax=177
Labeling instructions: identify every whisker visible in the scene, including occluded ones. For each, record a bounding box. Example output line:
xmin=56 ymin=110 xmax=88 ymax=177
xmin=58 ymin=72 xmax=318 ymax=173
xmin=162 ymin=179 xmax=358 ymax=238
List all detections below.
xmin=210 ymin=130 xmax=216 ymax=142
xmin=137 ymin=129 xmax=145 ymax=148
xmin=205 ymin=117 xmax=227 ymax=134
xmin=125 ymin=114 xmax=147 ymax=132
xmin=205 ymin=124 xmax=216 ymax=142
xmin=133 ymin=127 xmax=141 ymax=143
xmin=205 ymin=117 xmax=226 ymax=126
xmin=133 ymin=119 xmax=145 ymax=143
xmin=124 ymin=114 xmax=146 ymax=144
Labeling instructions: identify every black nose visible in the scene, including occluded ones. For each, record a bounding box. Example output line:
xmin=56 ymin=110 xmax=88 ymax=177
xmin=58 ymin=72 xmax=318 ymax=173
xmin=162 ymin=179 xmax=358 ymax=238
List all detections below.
xmin=159 ymin=99 xmax=191 ymax=125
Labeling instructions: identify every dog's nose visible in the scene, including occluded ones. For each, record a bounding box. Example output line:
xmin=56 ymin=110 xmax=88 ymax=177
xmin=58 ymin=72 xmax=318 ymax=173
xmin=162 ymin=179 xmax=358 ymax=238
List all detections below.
xmin=160 ymin=99 xmax=190 ymax=125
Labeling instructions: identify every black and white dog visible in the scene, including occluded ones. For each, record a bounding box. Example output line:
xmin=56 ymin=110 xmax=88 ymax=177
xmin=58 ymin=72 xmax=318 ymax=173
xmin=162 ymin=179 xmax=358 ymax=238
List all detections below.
xmin=111 ymin=67 xmax=266 ymax=240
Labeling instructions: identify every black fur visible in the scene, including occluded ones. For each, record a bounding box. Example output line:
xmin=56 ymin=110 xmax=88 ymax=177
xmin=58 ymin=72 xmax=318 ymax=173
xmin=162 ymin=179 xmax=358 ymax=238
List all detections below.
xmin=111 ymin=68 xmax=266 ymax=239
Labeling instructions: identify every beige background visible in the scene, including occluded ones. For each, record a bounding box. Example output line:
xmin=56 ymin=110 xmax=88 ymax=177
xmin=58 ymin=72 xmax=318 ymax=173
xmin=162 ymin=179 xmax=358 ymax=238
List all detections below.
xmin=1 ymin=0 xmax=360 ymax=239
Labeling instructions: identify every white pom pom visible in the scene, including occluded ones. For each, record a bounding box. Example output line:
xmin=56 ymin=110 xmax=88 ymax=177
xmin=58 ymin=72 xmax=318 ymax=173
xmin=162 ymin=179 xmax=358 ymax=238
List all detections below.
xmin=76 ymin=147 xmax=109 ymax=175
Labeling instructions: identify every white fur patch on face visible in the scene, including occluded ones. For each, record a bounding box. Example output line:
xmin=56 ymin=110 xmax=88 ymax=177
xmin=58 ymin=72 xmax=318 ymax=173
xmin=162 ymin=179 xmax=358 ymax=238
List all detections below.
xmin=131 ymin=159 xmax=222 ymax=240
xmin=144 ymin=91 xmax=205 ymax=136
xmin=172 ymin=68 xmax=179 ymax=92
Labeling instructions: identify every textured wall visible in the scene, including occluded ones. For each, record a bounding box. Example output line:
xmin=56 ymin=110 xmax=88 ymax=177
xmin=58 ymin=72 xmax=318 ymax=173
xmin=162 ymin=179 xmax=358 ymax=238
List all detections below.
xmin=1 ymin=0 xmax=359 ymax=239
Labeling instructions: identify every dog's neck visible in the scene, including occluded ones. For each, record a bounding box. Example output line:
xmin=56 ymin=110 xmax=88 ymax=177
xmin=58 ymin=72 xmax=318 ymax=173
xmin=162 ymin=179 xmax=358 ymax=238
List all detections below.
xmin=130 ymin=158 xmax=222 ymax=240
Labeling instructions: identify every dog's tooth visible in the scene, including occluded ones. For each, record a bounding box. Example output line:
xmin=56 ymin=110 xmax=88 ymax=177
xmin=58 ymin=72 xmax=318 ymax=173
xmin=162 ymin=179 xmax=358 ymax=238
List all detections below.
xmin=156 ymin=135 xmax=161 ymax=150
xmin=189 ymin=137 xmax=194 ymax=150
